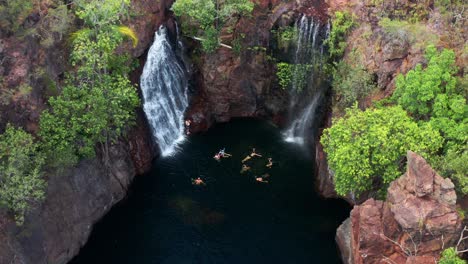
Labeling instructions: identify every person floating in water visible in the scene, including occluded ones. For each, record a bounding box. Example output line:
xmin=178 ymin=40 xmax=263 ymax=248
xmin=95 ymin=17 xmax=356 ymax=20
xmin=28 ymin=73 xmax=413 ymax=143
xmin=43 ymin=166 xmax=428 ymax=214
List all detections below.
xmin=192 ymin=177 xmax=206 ymax=186
xmin=255 ymin=176 xmax=268 ymax=183
xmin=241 ymin=155 xmax=252 ymax=163
xmin=219 ymin=148 xmax=232 ymax=158
xmin=240 ymin=164 xmax=250 ymax=174
xmin=214 ymin=148 xmax=231 ymax=161
xmin=266 ymin=158 xmax=273 ymax=168
xmin=250 ymin=148 xmax=262 ymax=157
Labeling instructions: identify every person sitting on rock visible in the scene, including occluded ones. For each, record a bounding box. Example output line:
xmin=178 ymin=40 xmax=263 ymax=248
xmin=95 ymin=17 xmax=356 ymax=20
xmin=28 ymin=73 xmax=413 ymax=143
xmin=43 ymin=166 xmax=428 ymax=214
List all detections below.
xmin=250 ymin=148 xmax=262 ymax=157
xmin=266 ymin=158 xmax=273 ymax=168
xmin=192 ymin=177 xmax=206 ymax=186
xmin=240 ymin=164 xmax=251 ymax=174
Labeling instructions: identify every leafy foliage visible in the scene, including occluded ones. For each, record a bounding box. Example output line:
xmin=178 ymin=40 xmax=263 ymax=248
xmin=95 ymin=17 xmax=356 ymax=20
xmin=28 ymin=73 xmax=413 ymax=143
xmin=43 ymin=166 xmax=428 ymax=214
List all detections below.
xmin=321 ymin=105 xmax=442 ymax=196
xmin=332 ymin=61 xmax=376 ymax=109
xmin=276 ymin=62 xmax=293 ymax=90
xmin=439 ymin=247 xmax=466 ymax=264
xmin=324 ymin=11 xmax=355 ymax=60
xmin=0 ymin=125 xmax=46 ymax=225
xmin=172 ymin=0 xmax=254 ymax=53
xmin=392 ymin=45 xmax=467 ymax=193
xmin=0 ymin=0 xmax=34 ymax=32
xmin=39 ymin=0 xmax=140 ymax=168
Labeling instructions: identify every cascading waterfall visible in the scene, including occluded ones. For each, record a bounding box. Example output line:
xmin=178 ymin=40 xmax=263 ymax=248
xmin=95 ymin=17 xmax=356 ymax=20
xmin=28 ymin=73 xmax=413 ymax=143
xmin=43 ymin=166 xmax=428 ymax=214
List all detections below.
xmin=283 ymin=16 xmax=328 ymax=144
xmin=140 ymin=25 xmax=189 ymax=156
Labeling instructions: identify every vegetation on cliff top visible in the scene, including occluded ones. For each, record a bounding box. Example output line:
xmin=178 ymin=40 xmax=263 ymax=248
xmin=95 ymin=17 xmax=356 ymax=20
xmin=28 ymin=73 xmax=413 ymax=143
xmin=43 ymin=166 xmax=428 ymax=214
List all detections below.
xmin=0 ymin=0 xmax=139 ymax=224
xmin=321 ymin=105 xmax=442 ymax=196
xmin=172 ymin=0 xmax=254 ymax=53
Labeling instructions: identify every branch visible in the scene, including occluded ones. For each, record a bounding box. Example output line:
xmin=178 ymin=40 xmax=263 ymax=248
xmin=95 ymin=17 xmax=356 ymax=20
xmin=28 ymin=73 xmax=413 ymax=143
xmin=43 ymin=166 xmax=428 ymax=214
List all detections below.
xmin=190 ymin=36 xmax=232 ymax=49
xmin=456 ymin=226 xmax=468 ymax=254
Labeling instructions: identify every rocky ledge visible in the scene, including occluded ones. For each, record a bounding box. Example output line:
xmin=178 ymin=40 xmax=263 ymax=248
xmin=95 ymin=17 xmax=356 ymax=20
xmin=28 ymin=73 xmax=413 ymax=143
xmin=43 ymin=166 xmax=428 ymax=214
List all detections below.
xmin=336 ymin=151 xmax=464 ymax=263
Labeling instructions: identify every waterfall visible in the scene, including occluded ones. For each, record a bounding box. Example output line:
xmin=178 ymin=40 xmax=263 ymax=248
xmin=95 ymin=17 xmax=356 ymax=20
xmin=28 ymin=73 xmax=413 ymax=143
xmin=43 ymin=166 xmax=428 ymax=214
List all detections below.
xmin=283 ymin=16 xmax=328 ymax=144
xmin=140 ymin=25 xmax=189 ymax=156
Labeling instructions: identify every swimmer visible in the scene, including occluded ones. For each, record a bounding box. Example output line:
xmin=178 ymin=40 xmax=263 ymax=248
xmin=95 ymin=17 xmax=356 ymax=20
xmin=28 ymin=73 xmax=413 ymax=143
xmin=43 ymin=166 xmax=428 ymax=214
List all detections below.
xmin=213 ymin=153 xmax=221 ymax=161
xmin=241 ymin=155 xmax=252 ymax=163
xmin=266 ymin=158 xmax=273 ymax=168
xmin=192 ymin=177 xmax=206 ymax=186
xmin=240 ymin=164 xmax=251 ymax=174
xmin=219 ymin=148 xmax=232 ymax=158
xmin=255 ymin=176 xmax=268 ymax=183
xmin=250 ymin=148 xmax=262 ymax=157
xmin=262 ymin=173 xmax=270 ymax=178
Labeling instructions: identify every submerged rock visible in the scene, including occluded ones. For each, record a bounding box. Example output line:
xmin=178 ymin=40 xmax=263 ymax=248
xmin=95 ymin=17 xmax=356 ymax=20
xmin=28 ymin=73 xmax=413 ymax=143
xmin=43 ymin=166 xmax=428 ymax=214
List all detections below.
xmin=336 ymin=151 xmax=463 ymax=264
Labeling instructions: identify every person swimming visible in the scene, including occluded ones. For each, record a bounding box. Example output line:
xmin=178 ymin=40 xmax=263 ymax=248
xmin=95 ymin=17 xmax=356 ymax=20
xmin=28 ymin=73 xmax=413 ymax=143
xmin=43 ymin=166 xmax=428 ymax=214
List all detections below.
xmin=255 ymin=176 xmax=268 ymax=183
xmin=213 ymin=153 xmax=221 ymax=161
xmin=250 ymin=148 xmax=262 ymax=157
xmin=219 ymin=148 xmax=232 ymax=157
xmin=192 ymin=177 xmax=206 ymax=186
xmin=240 ymin=164 xmax=251 ymax=174
xmin=241 ymin=155 xmax=251 ymax=163
xmin=266 ymin=158 xmax=273 ymax=168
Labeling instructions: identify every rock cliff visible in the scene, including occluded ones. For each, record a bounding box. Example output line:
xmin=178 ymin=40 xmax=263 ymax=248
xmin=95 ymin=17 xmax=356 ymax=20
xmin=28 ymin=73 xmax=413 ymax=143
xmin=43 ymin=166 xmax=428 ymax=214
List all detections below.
xmin=0 ymin=0 xmax=167 ymax=263
xmin=185 ymin=0 xmax=329 ymax=132
xmin=336 ymin=151 xmax=464 ymax=263
xmin=315 ymin=0 xmax=467 ymax=202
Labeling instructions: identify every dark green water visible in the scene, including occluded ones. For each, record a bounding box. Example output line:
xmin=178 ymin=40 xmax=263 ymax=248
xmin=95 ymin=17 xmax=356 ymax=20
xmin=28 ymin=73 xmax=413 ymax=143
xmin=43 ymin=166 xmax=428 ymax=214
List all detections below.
xmin=70 ymin=119 xmax=350 ymax=263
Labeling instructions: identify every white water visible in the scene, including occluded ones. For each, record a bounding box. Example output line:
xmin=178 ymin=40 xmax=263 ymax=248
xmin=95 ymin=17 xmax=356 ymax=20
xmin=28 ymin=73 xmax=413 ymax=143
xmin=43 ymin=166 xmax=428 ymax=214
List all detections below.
xmin=283 ymin=16 xmax=328 ymax=144
xmin=140 ymin=26 xmax=189 ymax=156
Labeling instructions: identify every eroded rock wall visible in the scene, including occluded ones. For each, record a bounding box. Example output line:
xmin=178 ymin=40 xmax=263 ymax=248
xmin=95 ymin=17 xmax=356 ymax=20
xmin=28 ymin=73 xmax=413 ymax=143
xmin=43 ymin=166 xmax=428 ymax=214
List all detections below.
xmin=336 ymin=151 xmax=464 ymax=264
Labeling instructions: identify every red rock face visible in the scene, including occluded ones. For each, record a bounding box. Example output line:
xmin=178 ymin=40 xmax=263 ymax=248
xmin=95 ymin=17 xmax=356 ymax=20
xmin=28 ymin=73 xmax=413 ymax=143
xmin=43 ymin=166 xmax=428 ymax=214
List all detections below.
xmin=185 ymin=0 xmax=330 ymax=132
xmin=336 ymin=151 xmax=463 ymax=264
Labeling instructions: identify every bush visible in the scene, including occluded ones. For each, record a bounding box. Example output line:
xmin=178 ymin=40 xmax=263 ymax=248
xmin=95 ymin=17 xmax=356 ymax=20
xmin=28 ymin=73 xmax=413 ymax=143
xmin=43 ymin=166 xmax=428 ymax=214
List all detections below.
xmin=439 ymin=247 xmax=466 ymax=264
xmin=0 ymin=124 xmax=46 ymax=225
xmin=321 ymin=105 xmax=443 ymax=196
xmin=172 ymin=0 xmax=254 ymax=53
xmin=332 ymin=61 xmax=376 ymax=109
xmin=276 ymin=62 xmax=293 ymax=89
xmin=0 ymin=0 xmax=34 ymax=32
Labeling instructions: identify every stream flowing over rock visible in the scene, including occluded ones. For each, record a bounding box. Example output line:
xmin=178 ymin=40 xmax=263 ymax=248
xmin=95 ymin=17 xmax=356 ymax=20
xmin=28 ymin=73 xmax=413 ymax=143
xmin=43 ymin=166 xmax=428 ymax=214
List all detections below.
xmin=336 ymin=151 xmax=463 ymax=264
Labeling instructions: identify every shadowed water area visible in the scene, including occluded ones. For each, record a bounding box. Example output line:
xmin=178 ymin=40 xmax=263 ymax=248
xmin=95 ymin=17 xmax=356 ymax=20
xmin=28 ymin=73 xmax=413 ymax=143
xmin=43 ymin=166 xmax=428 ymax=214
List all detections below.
xmin=70 ymin=119 xmax=350 ymax=263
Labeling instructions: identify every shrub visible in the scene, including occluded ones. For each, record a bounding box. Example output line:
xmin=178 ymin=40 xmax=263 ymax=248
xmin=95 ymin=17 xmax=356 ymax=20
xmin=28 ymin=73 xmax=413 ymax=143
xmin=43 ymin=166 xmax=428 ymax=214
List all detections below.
xmin=321 ymin=105 xmax=442 ymax=196
xmin=0 ymin=124 xmax=46 ymax=225
xmin=439 ymin=247 xmax=466 ymax=264
xmin=276 ymin=62 xmax=293 ymax=89
xmin=332 ymin=61 xmax=376 ymax=109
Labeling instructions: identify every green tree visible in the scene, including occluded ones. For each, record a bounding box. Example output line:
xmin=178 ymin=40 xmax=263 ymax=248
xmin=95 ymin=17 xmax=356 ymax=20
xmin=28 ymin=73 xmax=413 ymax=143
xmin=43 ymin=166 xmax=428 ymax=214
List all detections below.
xmin=439 ymin=247 xmax=466 ymax=264
xmin=172 ymin=0 xmax=254 ymax=53
xmin=39 ymin=0 xmax=140 ymax=168
xmin=321 ymin=105 xmax=442 ymax=196
xmin=0 ymin=124 xmax=46 ymax=225
xmin=393 ymin=45 xmax=459 ymax=120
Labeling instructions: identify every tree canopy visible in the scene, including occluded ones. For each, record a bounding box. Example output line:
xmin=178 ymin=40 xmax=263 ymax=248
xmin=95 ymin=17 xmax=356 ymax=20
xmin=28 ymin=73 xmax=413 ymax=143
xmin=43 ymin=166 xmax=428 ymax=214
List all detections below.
xmin=321 ymin=105 xmax=442 ymax=196
xmin=0 ymin=125 xmax=46 ymax=225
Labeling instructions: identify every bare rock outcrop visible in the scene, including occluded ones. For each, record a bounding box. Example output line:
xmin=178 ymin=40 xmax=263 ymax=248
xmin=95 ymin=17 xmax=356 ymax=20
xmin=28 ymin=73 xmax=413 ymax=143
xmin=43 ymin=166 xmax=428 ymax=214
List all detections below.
xmin=336 ymin=151 xmax=463 ymax=264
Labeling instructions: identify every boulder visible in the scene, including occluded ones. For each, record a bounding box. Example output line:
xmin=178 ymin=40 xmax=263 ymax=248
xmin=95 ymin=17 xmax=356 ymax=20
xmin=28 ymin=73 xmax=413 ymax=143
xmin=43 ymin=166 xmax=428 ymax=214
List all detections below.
xmin=337 ymin=151 xmax=463 ymax=264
